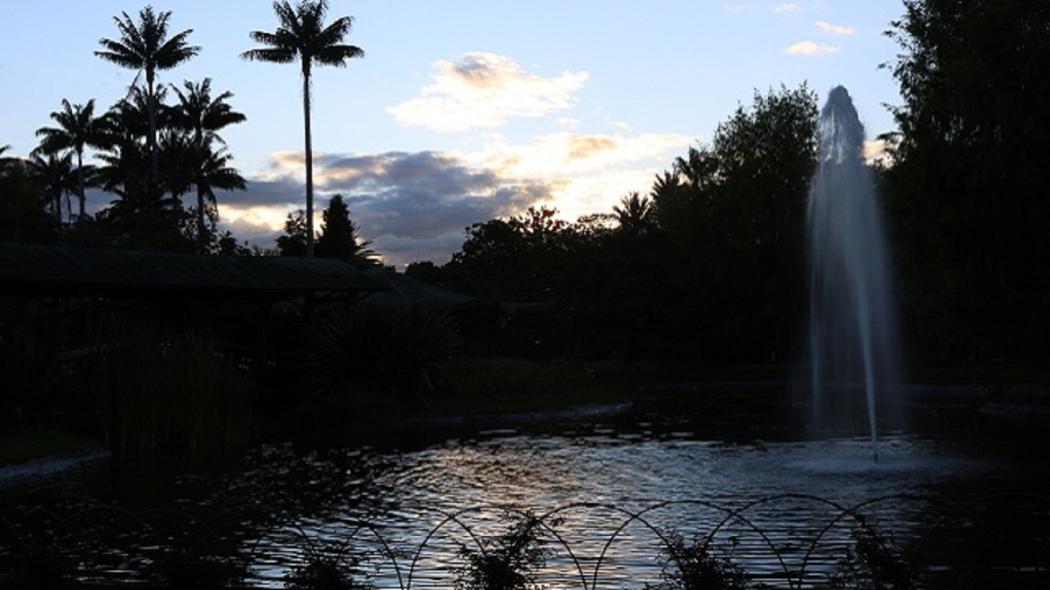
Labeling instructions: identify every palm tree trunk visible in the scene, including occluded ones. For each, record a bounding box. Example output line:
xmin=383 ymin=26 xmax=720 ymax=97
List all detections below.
xmin=302 ymin=68 xmax=315 ymax=258
xmin=197 ymin=183 xmax=207 ymax=251
xmin=76 ymin=149 xmax=85 ymax=220
xmin=146 ymin=73 xmax=160 ymax=190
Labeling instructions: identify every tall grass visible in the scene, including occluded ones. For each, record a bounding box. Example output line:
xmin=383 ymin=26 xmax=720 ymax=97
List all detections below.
xmin=92 ymin=319 xmax=252 ymax=460
xmin=0 ymin=300 xmax=64 ymax=424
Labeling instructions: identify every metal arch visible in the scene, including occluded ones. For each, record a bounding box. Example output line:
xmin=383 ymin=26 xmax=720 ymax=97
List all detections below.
xmin=581 ymin=500 xmax=792 ymax=590
xmin=405 ymin=505 xmax=491 ymax=590
xmin=499 ymin=502 xmax=592 ymax=590
xmin=3 ymin=493 xmax=1050 ymax=588
xmin=332 ymin=518 xmax=408 ymax=590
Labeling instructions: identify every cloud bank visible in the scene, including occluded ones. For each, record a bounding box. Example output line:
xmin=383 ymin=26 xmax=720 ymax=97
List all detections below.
xmin=220 ymin=130 xmax=691 ymax=265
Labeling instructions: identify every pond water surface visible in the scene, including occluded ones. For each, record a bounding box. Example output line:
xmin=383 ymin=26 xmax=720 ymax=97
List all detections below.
xmin=4 ymin=388 xmax=1049 ymax=589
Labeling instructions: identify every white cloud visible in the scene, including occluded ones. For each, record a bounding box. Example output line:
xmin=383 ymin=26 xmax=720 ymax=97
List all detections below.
xmin=388 ymin=52 xmax=589 ymax=133
xmin=784 ymin=40 xmax=840 ymax=56
xmin=863 ymin=139 xmax=894 ymax=167
xmin=816 ymin=20 xmax=855 ymax=35
xmin=772 ymin=3 xmax=802 ymax=13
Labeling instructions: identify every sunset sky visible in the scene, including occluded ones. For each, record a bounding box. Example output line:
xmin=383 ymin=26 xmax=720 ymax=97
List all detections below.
xmin=0 ymin=1 xmax=905 ymax=265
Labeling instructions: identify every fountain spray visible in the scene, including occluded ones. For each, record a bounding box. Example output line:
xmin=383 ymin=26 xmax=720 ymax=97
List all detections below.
xmin=808 ymin=87 xmax=899 ymax=463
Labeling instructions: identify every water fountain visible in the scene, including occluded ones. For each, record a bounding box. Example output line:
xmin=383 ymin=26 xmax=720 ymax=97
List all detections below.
xmin=808 ymin=86 xmax=899 ymax=461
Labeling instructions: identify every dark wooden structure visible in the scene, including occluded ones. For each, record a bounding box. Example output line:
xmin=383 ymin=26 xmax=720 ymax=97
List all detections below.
xmin=0 ymin=242 xmax=386 ymax=301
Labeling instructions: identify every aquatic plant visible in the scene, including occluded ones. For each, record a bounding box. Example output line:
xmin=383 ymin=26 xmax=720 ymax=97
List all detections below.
xmin=454 ymin=513 xmax=551 ymax=590
xmin=829 ymin=528 xmax=922 ymax=590
xmin=647 ymin=531 xmax=751 ymax=590
xmin=284 ymin=544 xmax=372 ymax=590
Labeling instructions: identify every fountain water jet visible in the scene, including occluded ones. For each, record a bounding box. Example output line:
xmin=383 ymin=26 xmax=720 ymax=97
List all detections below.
xmin=808 ymin=86 xmax=899 ymax=461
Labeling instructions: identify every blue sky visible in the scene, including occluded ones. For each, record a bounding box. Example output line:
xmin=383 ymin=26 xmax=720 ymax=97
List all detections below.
xmin=0 ymin=1 xmax=906 ymax=265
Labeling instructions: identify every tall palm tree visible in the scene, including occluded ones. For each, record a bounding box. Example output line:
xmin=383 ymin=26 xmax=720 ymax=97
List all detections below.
xmin=34 ymin=99 xmax=101 ymax=220
xmin=96 ymin=6 xmax=199 ymax=185
xmin=170 ymin=79 xmax=247 ymax=244
xmin=26 ymin=152 xmax=75 ymax=223
xmin=242 ymin=0 xmax=364 ymax=257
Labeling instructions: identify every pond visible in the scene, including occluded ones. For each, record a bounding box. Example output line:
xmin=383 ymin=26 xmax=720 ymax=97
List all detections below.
xmin=3 ymin=386 xmax=1049 ymax=589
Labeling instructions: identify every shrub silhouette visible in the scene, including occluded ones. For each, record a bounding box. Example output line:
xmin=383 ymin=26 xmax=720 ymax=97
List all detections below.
xmin=647 ymin=531 xmax=751 ymax=590
xmin=454 ymin=513 xmax=551 ymax=590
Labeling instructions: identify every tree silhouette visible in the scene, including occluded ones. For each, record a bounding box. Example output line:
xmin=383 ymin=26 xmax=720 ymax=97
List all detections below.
xmin=188 ymin=145 xmax=247 ymax=247
xmin=33 ymin=99 xmax=101 ymax=220
xmin=613 ymin=192 xmax=655 ymax=236
xmin=170 ymin=78 xmax=246 ymax=148
xmin=315 ymin=194 xmax=377 ymax=268
xmin=26 ymin=152 xmax=75 ymax=222
xmin=276 ymin=210 xmax=310 ymax=257
xmin=1 ymin=148 xmax=58 ymax=243
xmin=170 ymin=79 xmax=247 ymax=246
xmin=96 ymin=6 xmax=199 ymax=185
xmin=243 ymin=0 xmax=364 ymax=257
xmin=882 ymin=0 xmax=1050 ymax=360
xmin=0 ymin=145 xmax=17 ymax=173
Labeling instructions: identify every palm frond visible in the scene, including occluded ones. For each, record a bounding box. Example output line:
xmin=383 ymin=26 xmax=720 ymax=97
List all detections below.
xmin=314 ymin=44 xmax=364 ymax=66
xmin=95 ymin=41 xmax=144 ymax=69
xmin=155 ymin=30 xmax=200 ymax=69
xmin=273 ymin=1 xmax=302 ymax=35
xmin=313 ymin=15 xmax=353 ymax=48
xmin=241 ymin=47 xmax=296 ymax=63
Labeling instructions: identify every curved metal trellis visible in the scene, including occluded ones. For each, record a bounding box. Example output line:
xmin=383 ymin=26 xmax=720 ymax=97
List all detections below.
xmin=1 ymin=494 xmax=1048 ymax=589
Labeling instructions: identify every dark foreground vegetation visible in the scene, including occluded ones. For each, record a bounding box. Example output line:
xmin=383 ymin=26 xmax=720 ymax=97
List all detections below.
xmin=3 ymin=495 xmax=1048 ymax=589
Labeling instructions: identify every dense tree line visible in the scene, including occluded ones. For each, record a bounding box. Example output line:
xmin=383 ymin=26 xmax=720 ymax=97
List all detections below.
xmin=880 ymin=0 xmax=1050 ymax=363
xmin=409 ymin=85 xmax=818 ymax=362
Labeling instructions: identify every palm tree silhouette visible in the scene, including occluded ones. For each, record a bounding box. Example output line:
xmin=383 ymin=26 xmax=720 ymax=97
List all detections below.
xmin=27 ymin=152 xmax=75 ymax=223
xmin=34 ymin=99 xmax=101 ymax=220
xmin=187 ymin=145 xmax=247 ymax=248
xmin=243 ymin=0 xmax=364 ymax=257
xmin=96 ymin=6 xmax=199 ymax=185
xmin=170 ymin=79 xmax=247 ymax=244
xmin=0 ymin=145 xmax=15 ymax=171
xmin=613 ymin=192 xmax=655 ymax=235
xmin=170 ymin=79 xmax=246 ymax=148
